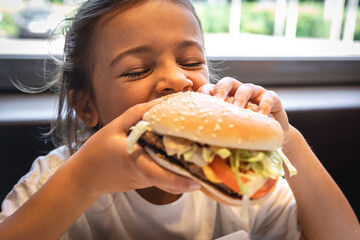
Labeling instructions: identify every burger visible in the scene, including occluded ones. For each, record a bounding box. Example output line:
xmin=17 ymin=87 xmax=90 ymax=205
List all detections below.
xmin=127 ymin=91 xmax=296 ymax=206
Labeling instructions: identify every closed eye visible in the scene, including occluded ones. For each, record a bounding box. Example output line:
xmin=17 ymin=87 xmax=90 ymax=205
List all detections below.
xmin=121 ymin=68 xmax=151 ymax=80
xmin=180 ymin=62 xmax=203 ymax=70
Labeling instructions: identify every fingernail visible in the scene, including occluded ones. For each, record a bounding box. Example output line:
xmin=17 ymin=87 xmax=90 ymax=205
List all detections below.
xmin=258 ymin=108 xmax=269 ymax=115
xmin=225 ymin=96 xmax=234 ymax=103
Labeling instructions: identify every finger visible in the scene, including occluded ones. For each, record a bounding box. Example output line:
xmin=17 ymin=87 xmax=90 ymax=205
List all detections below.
xmin=117 ymin=98 xmax=163 ymax=132
xmin=257 ymin=91 xmax=289 ymax=130
xmin=135 ymin=153 xmax=201 ymax=193
xmin=258 ymin=90 xmax=279 ymax=115
xmin=213 ymin=77 xmax=242 ymax=99
xmin=197 ymin=83 xmax=215 ymax=95
xmin=233 ymin=83 xmax=265 ymax=108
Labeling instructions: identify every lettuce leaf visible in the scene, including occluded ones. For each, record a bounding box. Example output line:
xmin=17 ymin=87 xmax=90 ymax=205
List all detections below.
xmin=127 ymin=120 xmax=150 ymax=153
xmin=276 ymin=148 xmax=297 ymax=177
xmin=127 ymin=121 xmax=297 ymax=182
xmin=231 ymin=150 xmax=249 ymax=194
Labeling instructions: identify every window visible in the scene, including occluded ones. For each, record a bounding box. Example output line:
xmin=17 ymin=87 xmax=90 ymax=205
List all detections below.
xmin=193 ymin=0 xmax=360 ymax=41
xmin=192 ymin=0 xmax=360 ymax=85
xmin=192 ymin=0 xmax=360 ymax=57
xmin=0 ymin=0 xmax=359 ymax=90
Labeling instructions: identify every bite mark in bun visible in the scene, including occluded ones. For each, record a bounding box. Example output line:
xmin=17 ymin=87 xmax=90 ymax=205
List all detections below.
xmin=127 ymin=91 xmax=297 ymax=206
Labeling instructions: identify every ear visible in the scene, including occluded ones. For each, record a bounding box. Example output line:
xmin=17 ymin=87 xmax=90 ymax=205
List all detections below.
xmin=69 ymin=90 xmax=99 ymax=127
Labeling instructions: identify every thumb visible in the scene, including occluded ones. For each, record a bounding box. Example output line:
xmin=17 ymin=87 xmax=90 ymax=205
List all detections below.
xmin=117 ymin=98 xmax=163 ymax=132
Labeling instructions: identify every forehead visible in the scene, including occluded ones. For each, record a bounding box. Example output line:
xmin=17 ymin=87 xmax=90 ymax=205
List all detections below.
xmin=92 ymin=0 xmax=203 ymax=53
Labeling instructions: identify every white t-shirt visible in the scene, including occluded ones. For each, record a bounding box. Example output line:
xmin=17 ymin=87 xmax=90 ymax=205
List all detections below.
xmin=0 ymin=146 xmax=301 ymax=240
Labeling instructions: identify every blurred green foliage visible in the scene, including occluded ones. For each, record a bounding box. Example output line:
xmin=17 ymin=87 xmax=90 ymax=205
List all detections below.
xmin=354 ymin=13 xmax=360 ymax=40
xmin=193 ymin=0 xmax=360 ymax=41
xmin=295 ymin=2 xmax=331 ymax=38
xmin=240 ymin=3 xmax=275 ymax=35
xmin=0 ymin=12 xmax=18 ymax=36
xmin=1 ymin=1 xmax=359 ymax=41
xmin=194 ymin=2 xmax=231 ymax=33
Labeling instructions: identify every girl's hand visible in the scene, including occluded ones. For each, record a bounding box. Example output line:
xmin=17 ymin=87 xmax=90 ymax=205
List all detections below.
xmin=198 ymin=77 xmax=291 ymax=142
xmin=72 ymin=99 xmax=200 ymax=199
xmin=200 ymin=78 xmax=360 ymax=239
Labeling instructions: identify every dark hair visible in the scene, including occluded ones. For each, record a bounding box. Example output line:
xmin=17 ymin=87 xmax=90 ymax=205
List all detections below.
xmin=51 ymin=0 xmax=205 ymax=154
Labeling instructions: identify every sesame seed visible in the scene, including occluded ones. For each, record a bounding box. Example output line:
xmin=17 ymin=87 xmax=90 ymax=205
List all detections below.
xmin=200 ymin=108 xmax=210 ymax=113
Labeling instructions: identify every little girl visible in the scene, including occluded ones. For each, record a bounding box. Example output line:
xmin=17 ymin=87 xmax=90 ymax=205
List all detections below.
xmin=0 ymin=0 xmax=359 ymax=239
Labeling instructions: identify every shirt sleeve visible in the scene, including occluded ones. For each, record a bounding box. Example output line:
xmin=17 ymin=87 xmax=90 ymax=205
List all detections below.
xmin=0 ymin=146 xmax=68 ymax=222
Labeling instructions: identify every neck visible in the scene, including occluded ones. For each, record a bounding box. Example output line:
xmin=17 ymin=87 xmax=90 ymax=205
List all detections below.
xmin=136 ymin=187 xmax=182 ymax=205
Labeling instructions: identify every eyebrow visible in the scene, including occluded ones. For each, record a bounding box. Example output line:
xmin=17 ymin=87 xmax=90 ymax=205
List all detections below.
xmin=178 ymin=40 xmax=205 ymax=53
xmin=109 ymin=40 xmax=205 ymax=68
xmin=110 ymin=45 xmax=153 ymax=68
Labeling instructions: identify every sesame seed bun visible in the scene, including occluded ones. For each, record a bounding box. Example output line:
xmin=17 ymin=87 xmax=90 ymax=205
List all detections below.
xmin=143 ymin=91 xmax=283 ymax=151
xmin=135 ymin=91 xmax=284 ymax=206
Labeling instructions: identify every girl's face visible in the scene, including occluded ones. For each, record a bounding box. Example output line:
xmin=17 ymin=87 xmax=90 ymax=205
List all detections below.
xmin=89 ymin=0 xmax=209 ymax=125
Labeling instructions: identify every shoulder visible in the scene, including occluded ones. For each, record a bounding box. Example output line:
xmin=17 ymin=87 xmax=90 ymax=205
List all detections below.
xmin=0 ymin=146 xmax=70 ymax=221
xmin=23 ymin=146 xmax=70 ymax=188
xmin=6 ymin=145 xmax=71 ymax=194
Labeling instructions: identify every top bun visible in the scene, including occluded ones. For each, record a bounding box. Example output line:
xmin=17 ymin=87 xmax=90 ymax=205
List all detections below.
xmin=143 ymin=91 xmax=283 ymax=150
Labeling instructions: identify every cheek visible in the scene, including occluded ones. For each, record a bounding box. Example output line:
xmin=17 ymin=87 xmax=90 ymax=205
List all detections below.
xmin=97 ymin=82 xmax=154 ymax=124
xmin=191 ymin=69 xmax=210 ymax=91
xmin=97 ymin=93 xmax=132 ymax=124
xmin=91 ymin=81 xmax=125 ymax=124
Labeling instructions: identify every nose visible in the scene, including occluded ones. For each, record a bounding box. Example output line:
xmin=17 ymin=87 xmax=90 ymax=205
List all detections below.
xmin=155 ymin=64 xmax=193 ymax=96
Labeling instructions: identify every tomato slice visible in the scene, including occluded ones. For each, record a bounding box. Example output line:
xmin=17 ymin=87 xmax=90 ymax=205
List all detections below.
xmin=250 ymin=177 xmax=278 ymax=199
xmin=209 ymin=156 xmax=248 ymax=193
xmin=209 ymin=156 xmax=278 ymax=199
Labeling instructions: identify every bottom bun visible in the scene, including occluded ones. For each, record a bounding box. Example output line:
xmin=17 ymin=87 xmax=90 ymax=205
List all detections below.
xmin=145 ymin=147 xmax=276 ymax=206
